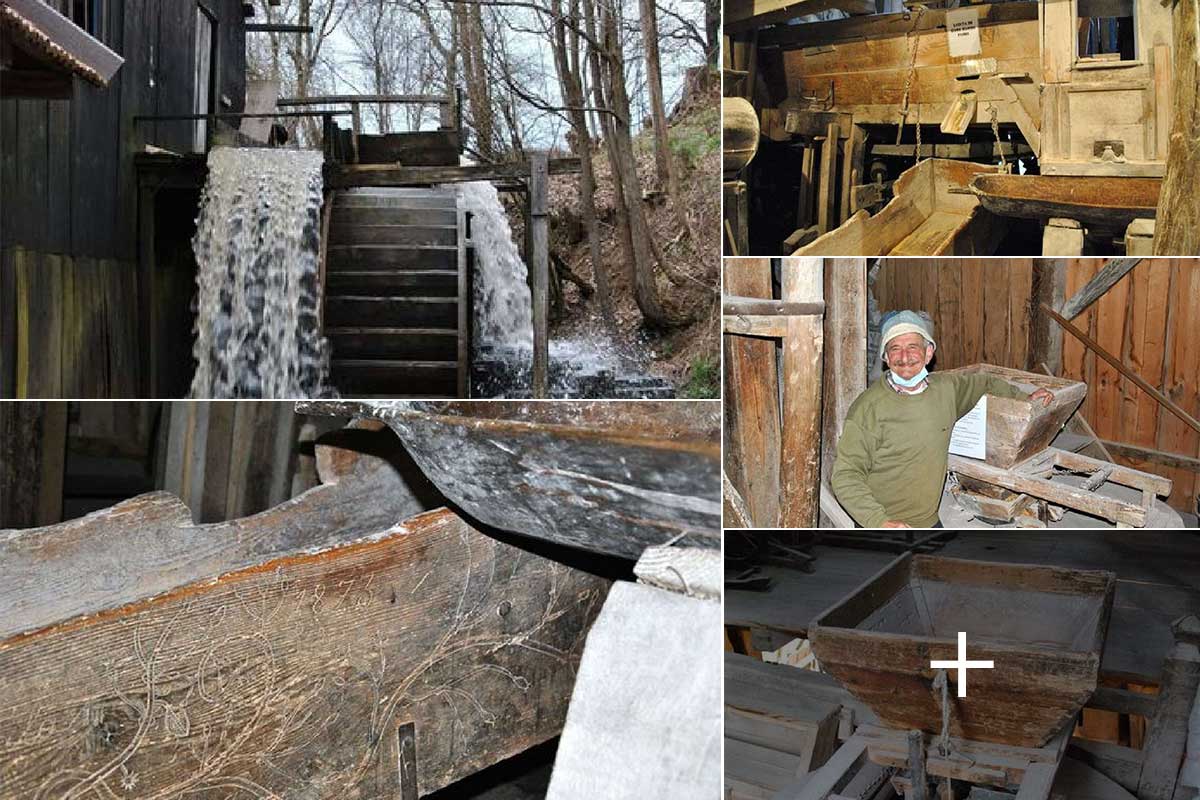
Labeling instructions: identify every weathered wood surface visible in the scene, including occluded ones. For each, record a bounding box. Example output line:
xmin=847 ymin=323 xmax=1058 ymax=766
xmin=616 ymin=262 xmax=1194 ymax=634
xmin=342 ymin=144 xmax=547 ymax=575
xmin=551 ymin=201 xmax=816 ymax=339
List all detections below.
xmin=821 ymin=260 xmax=867 ymax=492
xmin=723 ymin=260 xmax=781 ymax=527
xmin=779 ymin=258 xmax=824 ymax=528
xmin=324 ymin=158 xmax=581 ymax=188
xmin=810 ymin=554 xmax=1115 ymax=748
xmin=299 ymin=400 xmax=721 ymax=558
xmin=0 ymin=491 xmax=609 ymax=797
xmin=940 ymin=364 xmax=1087 ymax=468
xmin=969 ymin=175 xmax=1160 ymax=228
xmin=795 ymin=160 xmax=995 ymax=257
xmin=0 ymin=425 xmax=434 ymax=640
xmin=1058 ymin=258 xmax=1142 ymax=321
xmin=0 ymin=401 xmax=66 ymax=528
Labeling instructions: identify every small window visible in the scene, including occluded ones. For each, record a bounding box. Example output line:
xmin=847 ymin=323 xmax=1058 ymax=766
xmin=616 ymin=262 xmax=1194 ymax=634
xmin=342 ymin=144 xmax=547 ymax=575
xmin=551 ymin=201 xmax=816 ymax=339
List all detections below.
xmin=69 ymin=0 xmax=103 ymax=38
xmin=1076 ymin=0 xmax=1136 ymax=61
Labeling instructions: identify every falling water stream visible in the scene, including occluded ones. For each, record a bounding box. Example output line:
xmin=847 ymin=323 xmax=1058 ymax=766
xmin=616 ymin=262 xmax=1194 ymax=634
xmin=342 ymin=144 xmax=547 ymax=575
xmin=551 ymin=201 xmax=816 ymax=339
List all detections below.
xmin=455 ymin=180 xmax=672 ymax=398
xmin=190 ymin=147 xmax=331 ymax=398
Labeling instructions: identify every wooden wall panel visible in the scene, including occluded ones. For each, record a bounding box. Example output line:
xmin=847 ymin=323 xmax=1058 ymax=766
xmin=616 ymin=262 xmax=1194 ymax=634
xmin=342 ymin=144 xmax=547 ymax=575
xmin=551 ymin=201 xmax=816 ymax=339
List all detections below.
xmin=876 ymin=258 xmax=1200 ymax=514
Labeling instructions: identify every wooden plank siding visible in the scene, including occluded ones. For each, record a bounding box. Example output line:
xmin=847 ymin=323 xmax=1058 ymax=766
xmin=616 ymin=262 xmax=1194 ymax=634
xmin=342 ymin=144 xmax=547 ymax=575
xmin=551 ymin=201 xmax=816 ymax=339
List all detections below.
xmin=0 ymin=0 xmax=247 ymax=398
xmin=875 ymin=259 xmax=1200 ymax=514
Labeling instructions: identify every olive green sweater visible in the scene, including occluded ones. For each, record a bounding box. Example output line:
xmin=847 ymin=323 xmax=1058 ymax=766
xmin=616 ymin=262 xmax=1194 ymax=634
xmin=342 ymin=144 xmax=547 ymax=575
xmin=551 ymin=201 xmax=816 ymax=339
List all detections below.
xmin=831 ymin=372 xmax=1026 ymax=528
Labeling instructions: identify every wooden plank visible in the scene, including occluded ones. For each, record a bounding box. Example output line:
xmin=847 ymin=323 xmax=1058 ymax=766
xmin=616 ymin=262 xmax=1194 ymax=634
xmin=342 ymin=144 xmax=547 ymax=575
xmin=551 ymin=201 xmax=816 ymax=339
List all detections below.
xmin=1043 ymin=303 xmax=1200 ymax=438
xmin=961 ymin=259 xmax=986 ymax=366
xmin=724 ymin=260 xmax=782 ymax=528
xmin=982 ymin=259 xmax=1011 ymax=367
xmin=779 ymin=258 xmax=824 ymax=528
xmin=724 ymin=298 xmax=827 ymax=316
xmin=1010 ymin=259 xmax=1033 ymax=371
xmin=1136 ymin=640 xmax=1200 ymax=799
xmin=325 ymin=158 xmax=581 ymax=188
xmin=775 ymin=736 xmax=869 ymax=800
xmin=936 ymin=259 xmax=963 ymax=369
xmin=0 ymin=247 xmax=14 ymax=397
xmin=1094 ymin=267 xmax=1132 ymax=444
xmin=529 ymin=151 xmax=549 ymax=399
xmin=1060 ymin=258 xmax=1142 ymax=321
xmin=0 ymin=501 xmax=608 ymax=797
xmin=1100 ymin=440 xmax=1200 ymax=473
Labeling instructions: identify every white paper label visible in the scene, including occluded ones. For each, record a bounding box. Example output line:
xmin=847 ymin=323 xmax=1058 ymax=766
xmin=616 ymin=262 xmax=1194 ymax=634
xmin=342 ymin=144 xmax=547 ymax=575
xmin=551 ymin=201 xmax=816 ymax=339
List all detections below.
xmin=949 ymin=395 xmax=987 ymax=459
xmin=947 ymin=7 xmax=982 ymax=58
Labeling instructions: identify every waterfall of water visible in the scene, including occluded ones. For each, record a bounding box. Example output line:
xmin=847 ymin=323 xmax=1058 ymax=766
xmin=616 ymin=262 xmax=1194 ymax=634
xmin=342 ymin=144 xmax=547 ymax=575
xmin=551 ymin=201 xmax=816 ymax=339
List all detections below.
xmin=456 ymin=180 xmax=533 ymax=349
xmin=190 ymin=147 xmax=330 ymax=398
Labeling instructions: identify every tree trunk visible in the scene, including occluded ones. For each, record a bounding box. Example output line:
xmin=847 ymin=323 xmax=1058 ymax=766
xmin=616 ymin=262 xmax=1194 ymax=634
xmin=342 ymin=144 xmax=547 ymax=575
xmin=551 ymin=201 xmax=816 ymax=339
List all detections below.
xmin=1154 ymin=0 xmax=1200 ymax=254
xmin=551 ymin=0 xmax=616 ymax=328
xmin=600 ymin=0 xmax=672 ymax=327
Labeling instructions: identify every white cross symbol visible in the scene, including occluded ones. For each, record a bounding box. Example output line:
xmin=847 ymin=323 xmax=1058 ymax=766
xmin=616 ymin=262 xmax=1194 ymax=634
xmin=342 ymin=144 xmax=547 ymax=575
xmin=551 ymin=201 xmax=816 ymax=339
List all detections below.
xmin=930 ymin=631 xmax=994 ymax=698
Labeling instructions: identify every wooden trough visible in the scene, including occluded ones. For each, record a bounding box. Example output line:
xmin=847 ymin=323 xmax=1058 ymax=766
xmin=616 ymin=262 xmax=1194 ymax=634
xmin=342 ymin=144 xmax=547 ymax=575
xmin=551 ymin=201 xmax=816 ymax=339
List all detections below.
xmin=794 ymin=159 xmax=1006 ymax=256
xmin=810 ymin=554 xmax=1115 ymax=748
xmin=941 ymin=364 xmax=1086 ymax=468
xmin=300 ymin=400 xmax=722 ymax=559
xmin=969 ymin=174 xmax=1161 ymax=228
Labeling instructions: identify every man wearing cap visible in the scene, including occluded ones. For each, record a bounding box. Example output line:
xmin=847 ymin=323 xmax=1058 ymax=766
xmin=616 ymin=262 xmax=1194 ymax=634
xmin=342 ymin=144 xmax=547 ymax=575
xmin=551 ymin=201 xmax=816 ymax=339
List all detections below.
xmin=831 ymin=310 xmax=1053 ymax=528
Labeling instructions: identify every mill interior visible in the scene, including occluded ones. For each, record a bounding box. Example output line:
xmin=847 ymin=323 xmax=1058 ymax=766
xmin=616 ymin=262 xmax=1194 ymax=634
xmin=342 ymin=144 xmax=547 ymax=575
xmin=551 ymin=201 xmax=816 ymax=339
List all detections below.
xmin=721 ymin=0 xmax=1200 ymax=257
xmin=723 ymin=531 xmax=1200 ymax=800
xmin=722 ymin=257 xmax=1200 ymax=530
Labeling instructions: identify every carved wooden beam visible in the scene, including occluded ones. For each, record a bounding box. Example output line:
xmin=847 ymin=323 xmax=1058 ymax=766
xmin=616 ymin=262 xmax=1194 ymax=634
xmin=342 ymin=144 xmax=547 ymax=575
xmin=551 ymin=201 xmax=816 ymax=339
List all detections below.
xmin=0 ymin=429 xmax=610 ymax=798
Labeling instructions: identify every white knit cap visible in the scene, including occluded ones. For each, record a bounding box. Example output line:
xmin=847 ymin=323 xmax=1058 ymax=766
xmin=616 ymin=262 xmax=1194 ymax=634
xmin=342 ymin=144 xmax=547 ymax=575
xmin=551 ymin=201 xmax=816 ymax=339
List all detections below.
xmin=880 ymin=311 xmax=936 ymax=359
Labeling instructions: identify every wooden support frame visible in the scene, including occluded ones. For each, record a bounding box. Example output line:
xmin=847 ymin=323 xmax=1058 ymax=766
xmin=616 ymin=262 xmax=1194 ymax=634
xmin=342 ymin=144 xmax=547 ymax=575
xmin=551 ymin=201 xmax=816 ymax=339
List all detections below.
xmin=529 ymin=151 xmax=550 ymax=398
xmin=949 ymin=446 xmax=1171 ymax=527
xmin=779 ymin=258 xmax=825 ymax=527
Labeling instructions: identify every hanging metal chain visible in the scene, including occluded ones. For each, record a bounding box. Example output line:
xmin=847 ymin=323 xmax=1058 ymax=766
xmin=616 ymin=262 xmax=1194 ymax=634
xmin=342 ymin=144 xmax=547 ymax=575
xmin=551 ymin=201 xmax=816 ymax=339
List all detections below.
xmin=896 ymin=5 xmax=928 ymax=146
xmin=990 ymin=105 xmax=1007 ymax=173
xmin=914 ymin=104 xmax=922 ymax=163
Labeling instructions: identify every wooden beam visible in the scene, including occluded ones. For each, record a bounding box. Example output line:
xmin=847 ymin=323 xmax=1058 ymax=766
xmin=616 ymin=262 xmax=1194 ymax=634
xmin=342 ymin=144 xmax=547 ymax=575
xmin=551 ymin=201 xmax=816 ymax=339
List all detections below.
xmin=1058 ymin=258 xmax=1142 ymax=321
xmin=0 ymin=503 xmax=607 ymax=797
xmin=817 ymin=124 xmax=839 ymax=234
xmin=723 ymin=297 xmax=826 ymax=317
xmin=723 ymin=315 xmax=788 ymax=338
xmin=324 ymin=158 xmax=581 ymax=188
xmin=529 ymin=152 xmax=550 ymax=398
xmin=1042 ymin=303 xmax=1200 ymax=437
xmin=725 ymin=0 xmax=876 ymax=32
xmin=2 ymin=0 xmax=124 ymax=82
xmin=1099 ymin=440 xmax=1200 ymax=473
xmin=758 ymin=1 xmax=1039 ymax=48
xmin=779 ymin=258 xmax=824 ymax=528
xmin=1137 ymin=639 xmax=1200 ymax=799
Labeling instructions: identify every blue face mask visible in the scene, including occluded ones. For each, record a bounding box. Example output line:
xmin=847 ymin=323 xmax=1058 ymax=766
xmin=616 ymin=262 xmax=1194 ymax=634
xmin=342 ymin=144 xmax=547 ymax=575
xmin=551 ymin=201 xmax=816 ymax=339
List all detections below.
xmin=891 ymin=367 xmax=928 ymax=387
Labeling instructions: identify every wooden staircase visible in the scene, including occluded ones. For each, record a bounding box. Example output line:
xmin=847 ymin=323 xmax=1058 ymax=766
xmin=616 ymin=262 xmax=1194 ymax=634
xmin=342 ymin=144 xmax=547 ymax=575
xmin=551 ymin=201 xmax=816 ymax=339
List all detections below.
xmin=322 ymin=188 xmax=468 ymax=396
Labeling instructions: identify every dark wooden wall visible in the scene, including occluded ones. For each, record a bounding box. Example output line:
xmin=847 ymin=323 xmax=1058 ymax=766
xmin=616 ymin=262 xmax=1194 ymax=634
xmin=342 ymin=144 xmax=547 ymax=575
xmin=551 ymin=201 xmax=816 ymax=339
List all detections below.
xmin=0 ymin=0 xmax=246 ymax=397
xmin=875 ymin=258 xmax=1200 ymax=515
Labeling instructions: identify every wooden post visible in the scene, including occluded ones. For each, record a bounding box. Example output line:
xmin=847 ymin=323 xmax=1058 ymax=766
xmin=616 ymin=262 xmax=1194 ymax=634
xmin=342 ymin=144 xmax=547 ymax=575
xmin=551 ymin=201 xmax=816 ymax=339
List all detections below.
xmin=821 ymin=259 xmax=867 ymax=496
xmin=350 ymin=102 xmax=361 ymax=163
xmin=780 ymin=257 xmax=824 ymax=528
xmin=723 ymin=259 xmax=781 ymax=527
xmin=1030 ymin=259 xmax=1066 ymax=374
xmin=1137 ymin=625 xmax=1200 ymax=800
xmin=798 ymin=146 xmax=815 ymax=229
xmin=840 ymin=125 xmax=865 ymax=225
xmin=908 ymin=730 xmax=928 ymax=800
xmin=456 ymin=198 xmax=469 ymax=397
xmin=0 ymin=402 xmax=66 ymax=528
xmin=137 ymin=183 xmax=158 ymax=397
xmin=817 ymin=124 xmax=839 ymax=234
xmin=723 ymin=180 xmax=748 ymax=256
xmin=530 ymin=151 xmax=550 ymax=398
xmin=0 ymin=247 xmax=14 ymax=398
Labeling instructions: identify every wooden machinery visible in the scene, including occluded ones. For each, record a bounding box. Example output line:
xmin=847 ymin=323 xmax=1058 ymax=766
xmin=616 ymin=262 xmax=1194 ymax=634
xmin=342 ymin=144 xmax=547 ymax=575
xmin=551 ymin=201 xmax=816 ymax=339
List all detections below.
xmin=727 ymin=0 xmax=1181 ymax=255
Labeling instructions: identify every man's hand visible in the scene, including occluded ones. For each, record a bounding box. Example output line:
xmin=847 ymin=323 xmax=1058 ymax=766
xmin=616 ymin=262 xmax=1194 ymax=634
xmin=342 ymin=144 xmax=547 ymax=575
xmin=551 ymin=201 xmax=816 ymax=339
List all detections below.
xmin=1030 ymin=388 xmax=1054 ymax=407
xmin=881 ymin=520 xmax=912 ymax=528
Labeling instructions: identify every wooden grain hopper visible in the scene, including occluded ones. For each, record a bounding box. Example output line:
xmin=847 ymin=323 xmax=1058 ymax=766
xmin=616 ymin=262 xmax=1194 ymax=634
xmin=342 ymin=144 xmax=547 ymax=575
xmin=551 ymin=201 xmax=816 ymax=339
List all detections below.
xmin=810 ymin=554 xmax=1116 ymax=748
xmin=941 ymin=364 xmax=1087 ymax=468
xmin=301 ymin=400 xmax=722 ymax=559
xmin=794 ymin=159 xmax=1005 ymax=256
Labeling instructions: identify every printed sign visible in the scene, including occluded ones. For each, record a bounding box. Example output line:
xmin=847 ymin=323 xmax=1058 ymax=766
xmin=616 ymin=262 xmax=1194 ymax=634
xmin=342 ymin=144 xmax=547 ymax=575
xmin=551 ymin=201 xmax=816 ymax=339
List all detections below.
xmin=947 ymin=7 xmax=982 ymax=58
xmin=949 ymin=394 xmax=987 ymax=459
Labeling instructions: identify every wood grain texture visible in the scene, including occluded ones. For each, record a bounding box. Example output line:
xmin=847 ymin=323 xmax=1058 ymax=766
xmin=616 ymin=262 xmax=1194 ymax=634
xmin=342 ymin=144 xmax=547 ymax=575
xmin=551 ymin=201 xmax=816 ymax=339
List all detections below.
xmin=810 ymin=554 xmax=1114 ymax=748
xmin=301 ymin=401 xmax=721 ymax=556
xmin=723 ymin=260 xmax=781 ymax=527
xmin=0 ymin=504 xmax=608 ymax=799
